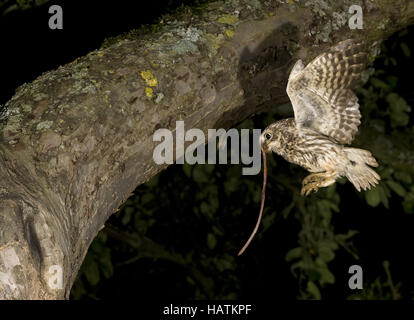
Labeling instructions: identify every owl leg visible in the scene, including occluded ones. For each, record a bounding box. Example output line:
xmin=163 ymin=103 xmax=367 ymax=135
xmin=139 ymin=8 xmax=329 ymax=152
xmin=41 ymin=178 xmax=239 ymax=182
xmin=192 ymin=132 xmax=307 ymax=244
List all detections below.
xmin=301 ymin=172 xmax=336 ymax=196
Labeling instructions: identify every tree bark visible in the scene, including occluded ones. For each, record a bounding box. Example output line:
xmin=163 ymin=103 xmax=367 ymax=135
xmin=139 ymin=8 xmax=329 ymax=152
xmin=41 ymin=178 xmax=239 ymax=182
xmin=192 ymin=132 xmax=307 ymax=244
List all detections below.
xmin=0 ymin=0 xmax=413 ymax=299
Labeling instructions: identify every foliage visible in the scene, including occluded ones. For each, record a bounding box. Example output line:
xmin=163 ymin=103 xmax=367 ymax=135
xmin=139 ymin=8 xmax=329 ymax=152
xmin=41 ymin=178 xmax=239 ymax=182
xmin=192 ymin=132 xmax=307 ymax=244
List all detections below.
xmin=348 ymin=261 xmax=402 ymax=300
xmin=0 ymin=0 xmax=49 ymax=16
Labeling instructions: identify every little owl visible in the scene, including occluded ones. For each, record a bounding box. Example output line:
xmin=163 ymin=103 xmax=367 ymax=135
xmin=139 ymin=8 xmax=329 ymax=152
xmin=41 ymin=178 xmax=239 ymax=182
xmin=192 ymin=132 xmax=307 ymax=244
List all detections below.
xmin=261 ymin=39 xmax=380 ymax=196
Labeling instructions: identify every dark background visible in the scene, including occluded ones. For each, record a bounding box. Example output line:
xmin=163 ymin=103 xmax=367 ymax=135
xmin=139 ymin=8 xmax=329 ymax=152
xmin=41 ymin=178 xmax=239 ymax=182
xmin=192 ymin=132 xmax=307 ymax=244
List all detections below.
xmin=0 ymin=0 xmax=413 ymax=300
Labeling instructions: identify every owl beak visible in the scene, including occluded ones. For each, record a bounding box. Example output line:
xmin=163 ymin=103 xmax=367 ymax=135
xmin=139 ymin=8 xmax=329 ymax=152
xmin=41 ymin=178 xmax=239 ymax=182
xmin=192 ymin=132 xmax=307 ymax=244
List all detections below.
xmin=261 ymin=145 xmax=270 ymax=153
xmin=260 ymin=135 xmax=270 ymax=153
xmin=260 ymin=134 xmax=265 ymax=147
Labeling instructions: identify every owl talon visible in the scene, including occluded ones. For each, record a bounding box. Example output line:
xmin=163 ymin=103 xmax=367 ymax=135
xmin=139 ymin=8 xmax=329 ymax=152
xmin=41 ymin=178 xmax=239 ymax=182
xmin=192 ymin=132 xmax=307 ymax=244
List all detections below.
xmin=300 ymin=183 xmax=320 ymax=196
xmin=301 ymin=173 xmax=324 ymax=196
xmin=301 ymin=172 xmax=337 ymax=196
xmin=302 ymin=173 xmax=321 ymax=186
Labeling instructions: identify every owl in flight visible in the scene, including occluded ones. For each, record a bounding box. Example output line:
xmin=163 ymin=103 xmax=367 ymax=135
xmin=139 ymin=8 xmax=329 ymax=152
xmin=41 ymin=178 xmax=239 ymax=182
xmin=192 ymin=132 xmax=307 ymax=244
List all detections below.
xmin=261 ymin=39 xmax=380 ymax=196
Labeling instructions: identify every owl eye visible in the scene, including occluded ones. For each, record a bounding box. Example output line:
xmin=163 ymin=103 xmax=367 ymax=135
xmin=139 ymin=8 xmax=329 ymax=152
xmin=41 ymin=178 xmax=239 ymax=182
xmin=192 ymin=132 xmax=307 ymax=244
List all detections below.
xmin=265 ymin=133 xmax=272 ymax=140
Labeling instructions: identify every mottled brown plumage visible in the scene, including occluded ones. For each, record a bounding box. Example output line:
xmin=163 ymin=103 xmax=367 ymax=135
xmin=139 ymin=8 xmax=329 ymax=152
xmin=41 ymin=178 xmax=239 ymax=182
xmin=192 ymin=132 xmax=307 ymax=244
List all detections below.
xmin=238 ymin=40 xmax=381 ymax=256
xmin=261 ymin=39 xmax=380 ymax=195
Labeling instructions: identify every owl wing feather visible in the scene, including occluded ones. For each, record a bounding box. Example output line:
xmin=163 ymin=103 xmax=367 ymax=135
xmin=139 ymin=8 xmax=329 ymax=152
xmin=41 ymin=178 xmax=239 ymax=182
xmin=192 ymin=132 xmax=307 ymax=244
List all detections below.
xmin=286 ymin=39 xmax=366 ymax=145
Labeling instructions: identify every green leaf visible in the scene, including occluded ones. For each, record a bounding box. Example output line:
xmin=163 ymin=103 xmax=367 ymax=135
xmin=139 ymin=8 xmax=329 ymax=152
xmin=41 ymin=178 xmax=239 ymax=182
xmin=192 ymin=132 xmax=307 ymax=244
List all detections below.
xmin=290 ymin=261 xmax=305 ymax=276
xmin=400 ymin=42 xmax=411 ymax=57
xmin=207 ymin=233 xmax=217 ymax=249
xmin=212 ymin=225 xmax=224 ymax=236
xmin=213 ymin=255 xmax=235 ymax=272
xmin=370 ymin=77 xmax=389 ymax=90
xmin=145 ymin=174 xmax=159 ymax=188
xmin=394 ymin=171 xmax=412 ymax=184
xmin=70 ymin=280 xmax=87 ymax=300
xmin=204 ymin=164 xmax=215 ymax=174
xmin=16 ymin=0 xmax=33 ymax=10
xmin=386 ymin=180 xmax=406 ymax=197
xmin=387 ymin=93 xmax=411 ymax=127
xmin=186 ymin=276 xmax=196 ymax=286
xmin=318 ymin=245 xmax=335 ymax=263
xmin=319 ymin=239 xmax=339 ymax=251
xmin=390 ymin=111 xmax=409 ymax=128
xmin=261 ymin=211 xmax=276 ymax=232
xmin=99 ymin=250 xmax=114 ymax=279
xmin=316 ymin=200 xmax=333 ymax=225
xmin=386 ymin=75 xmax=398 ymax=88
xmin=122 ymin=207 xmax=134 ymax=225
xmin=306 ymin=281 xmax=321 ymax=300
xmin=318 ymin=268 xmax=335 ymax=285
xmin=141 ymin=193 xmax=154 ymax=205
xmin=35 ymin=0 xmax=50 ymax=6
xmin=365 ymin=187 xmax=381 ymax=207
xmin=223 ymin=177 xmax=239 ymax=196
xmin=380 ymin=167 xmax=394 ymax=179
xmin=193 ymin=165 xmax=210 ymax=183
xmin=315 ymin=257 xmax=327 ymax=268
xmin=402 ymin=192 xmax=414 ymax=214
xmin=200 ymin=202 xmax=215 ymax=217
xmin=336 ymin=230 xmax=359 ymax=243
xmin=2 ymin=4 xmax=19 ymax=16
xmin=286 ymin=247 xmax=302 ymax=262
xmin=325 ymin=185 xmax=337 ymax=199
xmin=378 ymin=185 xmax=389 ymax=208
xmin=308 ymin=269 xmax=321 ymax=282
xmin=84 ymin=261 xmax=100 ymax=286
xmin=182 ymin=163 xmax=192 ymax=178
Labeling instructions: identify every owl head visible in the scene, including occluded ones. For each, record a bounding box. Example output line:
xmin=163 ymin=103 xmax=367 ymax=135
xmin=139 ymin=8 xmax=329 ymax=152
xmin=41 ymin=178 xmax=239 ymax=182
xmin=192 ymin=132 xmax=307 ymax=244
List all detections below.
xmin=260 ymin=124 xmax=281 ymax=153
xmin=260 ymin=118 xmax=293 ymax=153
xmin=260 ymin=128 xmax=274 ymax=153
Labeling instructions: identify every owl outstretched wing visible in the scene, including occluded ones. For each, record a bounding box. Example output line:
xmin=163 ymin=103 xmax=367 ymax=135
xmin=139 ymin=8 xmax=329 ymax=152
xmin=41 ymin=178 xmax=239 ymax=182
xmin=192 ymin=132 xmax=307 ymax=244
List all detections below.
xmin=286 ymin=39 xmax=367 ymax=145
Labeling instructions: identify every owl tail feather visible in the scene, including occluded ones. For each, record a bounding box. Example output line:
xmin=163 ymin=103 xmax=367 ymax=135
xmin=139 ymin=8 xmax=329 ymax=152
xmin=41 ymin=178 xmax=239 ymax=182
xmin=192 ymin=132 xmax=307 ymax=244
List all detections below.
xmin=344 ymin=148 xmax=381 ymax=192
